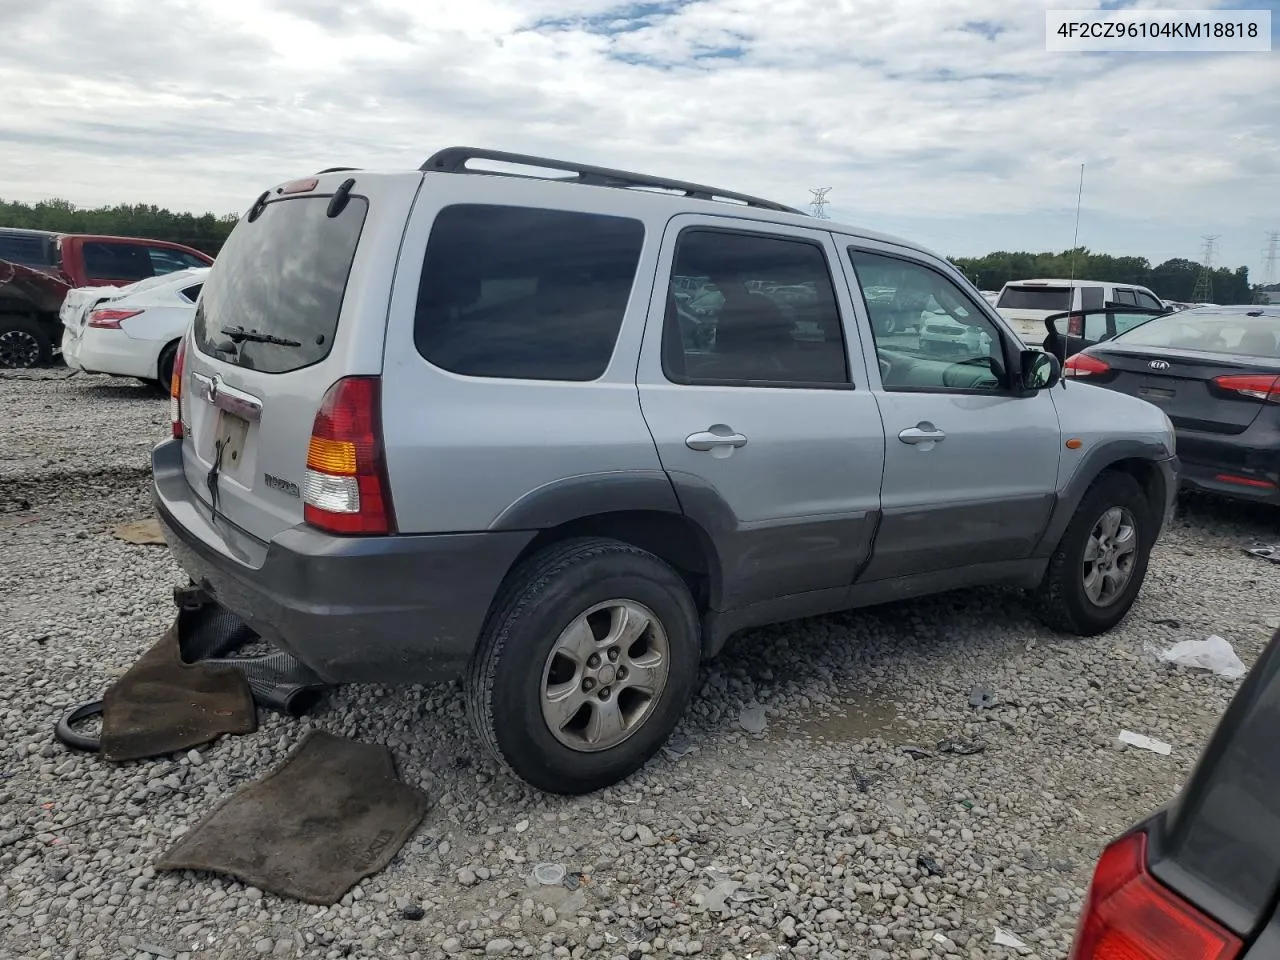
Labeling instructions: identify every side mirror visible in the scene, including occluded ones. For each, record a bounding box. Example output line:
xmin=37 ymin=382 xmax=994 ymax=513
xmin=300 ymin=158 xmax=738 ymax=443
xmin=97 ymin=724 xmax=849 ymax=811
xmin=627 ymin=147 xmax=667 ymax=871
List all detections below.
xmin=1020 ymin=349 xmax=1061 ymax=392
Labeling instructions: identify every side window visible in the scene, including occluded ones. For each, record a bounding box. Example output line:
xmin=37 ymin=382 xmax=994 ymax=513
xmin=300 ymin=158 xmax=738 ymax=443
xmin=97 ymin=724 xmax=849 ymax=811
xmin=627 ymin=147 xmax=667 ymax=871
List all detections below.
xmin=1080 ymin=286 xmax=1105 ymax=311
xmin=414 ymin=204 xmax=644 ymax=382
xmin=1113 ymin=288 xmax=1138 ymax=306
xmin=663 ymin=230 xmax=849 ymax=387
xmin=179 ymin=283 xmax=204 ymax=303
xmin=82 ymin=242 xmax=154 ymax=282
xmin=149 ymin=248 xmax=209 ymax=275
xmin=1135 ymin=290 xmax=1163 ymax=310
xmin=848 ymin=249 xmax=1008 ymax=393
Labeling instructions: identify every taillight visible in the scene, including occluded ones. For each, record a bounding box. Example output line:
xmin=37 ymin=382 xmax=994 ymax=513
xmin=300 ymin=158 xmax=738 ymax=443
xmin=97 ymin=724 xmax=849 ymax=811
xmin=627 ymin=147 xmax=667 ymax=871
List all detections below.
xmin=1065 ymin=353 xmax=1110 ymax=377
xmin=1213 ymin=374 xmax=1280 ymax=403
xmin=302 ymin=377 xmax=395 ymax=535
xmin=1070 ymin=832 xmax=1241 ymax=960
xmin=88 ymin=308 xmax=143 ymax=329
xmin=1067 ymin=313 xmax=1084 ymax=337
xmin=170 ymin=338 xmax=186 ymax=439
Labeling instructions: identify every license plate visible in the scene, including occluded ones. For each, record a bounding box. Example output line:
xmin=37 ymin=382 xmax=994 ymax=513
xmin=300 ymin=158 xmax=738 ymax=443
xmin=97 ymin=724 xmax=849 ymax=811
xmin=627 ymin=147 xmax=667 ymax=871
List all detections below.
xmin=214 ymin=411 xmax=250 ymax=479
xmin=1139 ymin=385 xmax=1175 ymax=401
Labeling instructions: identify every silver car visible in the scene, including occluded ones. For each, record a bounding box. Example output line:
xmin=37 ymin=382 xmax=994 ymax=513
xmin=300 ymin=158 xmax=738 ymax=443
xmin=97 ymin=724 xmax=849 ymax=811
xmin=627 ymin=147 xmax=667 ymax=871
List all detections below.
xmin=153 ymin=147 xmax=1179 ymax=794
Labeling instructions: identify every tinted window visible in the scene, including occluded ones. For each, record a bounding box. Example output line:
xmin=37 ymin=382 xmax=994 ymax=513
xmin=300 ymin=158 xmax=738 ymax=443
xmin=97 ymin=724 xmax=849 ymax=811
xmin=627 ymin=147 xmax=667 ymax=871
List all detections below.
xmin=662 ymin=230 xmax=848 ymax=387
xmin=193 ymin=195 xmax=367 ymax=374
xmin=850 ymin=249 xmax=1008 ymax=392
xmin=1136 ymin=290 xmax=1163 ymax=310
xmin=180 ymin=283 xmax=203 ymax=303
xmin=83 ymin=242 xmax=154 ymax=282
xmin=1113 ymin=288 xmax=1138 ymax=306
xmin=1118 ymin=310 xmax=1280 ymax=359
xmin=997 ymin=285 xmax=1072 ymax=311
xmin=149 ymin=248 xmax=209 ymax=275
xmin=0 ymin=232 xmax=54 ymax=268
xmin=415 ymin=205 xmax=644 ymax=382
xmin=1080 ymin=286 xmax=1105 ymax=310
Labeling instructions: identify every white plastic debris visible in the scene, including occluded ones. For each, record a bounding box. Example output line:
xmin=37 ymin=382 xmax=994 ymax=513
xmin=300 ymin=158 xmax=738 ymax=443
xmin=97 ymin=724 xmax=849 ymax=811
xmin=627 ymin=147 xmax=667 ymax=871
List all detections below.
xmin=993 ymin=928 xmax=1026 ymax=948
xmin=532 ymin=863 xmax=566 ymax=885
xmin=1159 ymin=635 xmax=1247 ymax=680
xmin=1118 ymin=730 xmax=1172 ymax=756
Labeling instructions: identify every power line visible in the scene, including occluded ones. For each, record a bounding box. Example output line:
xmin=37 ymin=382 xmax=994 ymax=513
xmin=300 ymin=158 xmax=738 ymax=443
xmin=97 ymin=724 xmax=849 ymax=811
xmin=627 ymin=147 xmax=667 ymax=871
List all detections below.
xmin=1263 ymin=231 xmax=1279 ymax=286
xmin=1191 ymin=234 xmax=1219 ymax=303
xmin=809 ymin=187 xmax=831 ymax=220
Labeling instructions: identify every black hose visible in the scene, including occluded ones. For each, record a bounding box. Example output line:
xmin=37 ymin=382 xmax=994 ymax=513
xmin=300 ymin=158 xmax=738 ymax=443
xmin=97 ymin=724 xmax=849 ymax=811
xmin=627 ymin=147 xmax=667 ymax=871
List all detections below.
xmin=54 ymin=700 xmax=103 ymax=752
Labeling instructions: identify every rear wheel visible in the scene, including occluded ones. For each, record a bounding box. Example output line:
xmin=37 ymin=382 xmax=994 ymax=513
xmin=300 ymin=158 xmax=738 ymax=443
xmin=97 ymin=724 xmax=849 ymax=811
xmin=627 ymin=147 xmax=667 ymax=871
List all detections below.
xmin=154 ymin=341 xmax=179 ymax=395
xmin=465 ymin=537 xmax=700 ymax=794
xmin=1032 ymin=471 xmax=1155 ymax=636
xmin=0 ymin=316 xmax=50 ymax=369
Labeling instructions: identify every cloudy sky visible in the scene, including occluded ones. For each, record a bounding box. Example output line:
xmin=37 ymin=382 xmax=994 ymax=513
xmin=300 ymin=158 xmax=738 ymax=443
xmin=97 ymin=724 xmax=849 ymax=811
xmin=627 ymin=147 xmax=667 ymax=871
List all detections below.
xmin=1 ymin=0 xmax=1277 ymax=278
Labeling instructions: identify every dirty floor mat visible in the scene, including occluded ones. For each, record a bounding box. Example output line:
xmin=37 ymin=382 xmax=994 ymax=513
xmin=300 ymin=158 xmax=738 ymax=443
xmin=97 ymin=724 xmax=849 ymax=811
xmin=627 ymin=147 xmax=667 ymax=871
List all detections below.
xmin=101 ymin=620 xmax=257 ymax=762
xmin=156 ymin=730 xmax=429 ymax=904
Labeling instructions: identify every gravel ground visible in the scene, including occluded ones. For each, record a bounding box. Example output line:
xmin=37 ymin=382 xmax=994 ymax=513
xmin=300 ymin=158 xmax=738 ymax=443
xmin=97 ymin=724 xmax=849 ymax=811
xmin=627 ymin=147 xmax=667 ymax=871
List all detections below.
xmin=2 ymin=370 xmax=1278 ymax=960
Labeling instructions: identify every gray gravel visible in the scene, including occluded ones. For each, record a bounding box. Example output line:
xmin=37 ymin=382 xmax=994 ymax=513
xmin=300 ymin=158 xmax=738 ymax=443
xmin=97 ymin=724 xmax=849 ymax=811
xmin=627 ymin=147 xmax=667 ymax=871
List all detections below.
xmin=3 ymin=370 xmax=1279 ymax=960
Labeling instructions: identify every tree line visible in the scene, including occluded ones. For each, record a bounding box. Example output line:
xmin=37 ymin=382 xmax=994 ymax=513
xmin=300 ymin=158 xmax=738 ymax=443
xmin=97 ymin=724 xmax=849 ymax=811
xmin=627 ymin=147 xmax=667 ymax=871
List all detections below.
xmin=0 ymin=198 xmax=1264 ymax=304
xmin=951 ymin=247 xmax=1258 ymax=304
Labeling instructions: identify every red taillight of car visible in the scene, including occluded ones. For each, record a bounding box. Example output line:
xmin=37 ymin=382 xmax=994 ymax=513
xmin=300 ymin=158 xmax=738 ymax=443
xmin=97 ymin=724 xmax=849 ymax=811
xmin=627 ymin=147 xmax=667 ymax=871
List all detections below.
xmin=1066 ymin=313 xmax=1085 ymax=337
xmin=87 ymin=308 xmax=143 ymax=329
xmin=1213 ymin=374 xmax=1280 ymax=404
xmin=302 ymin=377 xmax=395 ymax=535
xmin=1069 ymin=832 xmax=1242 ymax=960
xmin=170 ymin=338 xmax=187 ymax=440
xmin=1064 ymin=353 xmax=1111 ymax=377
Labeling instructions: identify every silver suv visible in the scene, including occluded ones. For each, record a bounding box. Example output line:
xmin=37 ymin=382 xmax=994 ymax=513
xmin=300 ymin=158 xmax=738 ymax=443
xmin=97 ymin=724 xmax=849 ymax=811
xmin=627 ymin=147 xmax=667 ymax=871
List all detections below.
xmin=153 ymin=147 xmax=1178 ymax=794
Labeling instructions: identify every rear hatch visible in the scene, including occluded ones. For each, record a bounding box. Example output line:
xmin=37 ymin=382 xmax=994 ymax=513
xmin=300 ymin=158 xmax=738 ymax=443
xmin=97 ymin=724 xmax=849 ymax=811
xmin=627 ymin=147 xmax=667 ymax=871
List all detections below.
xmin=996 ymin=284 xmax=1074 ymax=338
xmin=179 ymin=171 xmax=421 ymax=544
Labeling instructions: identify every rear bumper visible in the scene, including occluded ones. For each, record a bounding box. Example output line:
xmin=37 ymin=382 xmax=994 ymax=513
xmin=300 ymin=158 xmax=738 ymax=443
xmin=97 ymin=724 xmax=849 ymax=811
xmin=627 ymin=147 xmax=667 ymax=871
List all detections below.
xmin=151 ymin=438 xmax=535 ymax=684
xmin=61 ymin=326 xmax=155 ymax=379
xmin=1177 ymin=427 xmax=1280 ymax=506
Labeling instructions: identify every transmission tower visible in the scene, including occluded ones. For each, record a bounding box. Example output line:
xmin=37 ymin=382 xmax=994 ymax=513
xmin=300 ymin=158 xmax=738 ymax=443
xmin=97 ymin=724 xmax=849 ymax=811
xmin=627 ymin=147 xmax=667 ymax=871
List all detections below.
xmin=1263 ymin=231 xmax=1279 ymax=285
xmin=809 ymin=187 xmax=831 ymax=220
xmin=1191 ymin=235 xmax=1219 ymax=303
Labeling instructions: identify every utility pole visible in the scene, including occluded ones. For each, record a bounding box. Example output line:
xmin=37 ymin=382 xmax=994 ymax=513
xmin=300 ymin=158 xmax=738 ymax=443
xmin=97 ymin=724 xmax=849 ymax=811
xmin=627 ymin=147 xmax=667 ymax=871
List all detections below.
xmin=809 ymin=187 xmax=831 ymax=220
xmin=1191 ymin=235 xmax=1219 ymax=303
xmin=1263 ymin=231 xmax=1279 ymax=285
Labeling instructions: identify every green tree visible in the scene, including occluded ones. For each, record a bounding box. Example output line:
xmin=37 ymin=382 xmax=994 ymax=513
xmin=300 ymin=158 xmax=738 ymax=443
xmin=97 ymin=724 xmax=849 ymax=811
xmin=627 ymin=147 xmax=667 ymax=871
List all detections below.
xmin=0 ymin=197 xmax=238 ymax=256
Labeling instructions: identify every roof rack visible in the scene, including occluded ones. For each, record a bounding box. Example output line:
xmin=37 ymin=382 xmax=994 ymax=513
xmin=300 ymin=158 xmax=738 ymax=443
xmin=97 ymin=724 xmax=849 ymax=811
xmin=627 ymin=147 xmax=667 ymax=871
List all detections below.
xmin=315 ymin=166 xmax=361 ymax=175
xmin=420 ymin=147 xmax=804 ymax=215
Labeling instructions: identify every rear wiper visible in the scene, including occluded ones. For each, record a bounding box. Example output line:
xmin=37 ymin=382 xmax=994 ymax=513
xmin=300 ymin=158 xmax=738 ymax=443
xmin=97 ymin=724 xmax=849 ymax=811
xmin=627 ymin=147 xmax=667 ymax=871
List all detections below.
xmin=220 ymin=325 xmax=301 ymax=347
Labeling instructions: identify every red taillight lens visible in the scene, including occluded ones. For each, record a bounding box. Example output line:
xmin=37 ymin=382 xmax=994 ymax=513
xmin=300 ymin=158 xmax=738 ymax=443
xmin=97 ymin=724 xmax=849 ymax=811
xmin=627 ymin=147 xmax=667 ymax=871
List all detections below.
xmin=302 ymin=377 xmax=395 ymax=535
xmin=1070 ymin=832 xmax=1241 ymax=960
xmin=1213 ymin=374 xmax=1280 ymax=404
xmin=1065 ymin=353 xmax=1110 ymax=377
xmin=170 ymin=338 xmax=187 ymax=440
xmin=1067 ymin=313 xmax=1085 ymax=337
xmin=88 ymin=308 xmax=142 ymax=329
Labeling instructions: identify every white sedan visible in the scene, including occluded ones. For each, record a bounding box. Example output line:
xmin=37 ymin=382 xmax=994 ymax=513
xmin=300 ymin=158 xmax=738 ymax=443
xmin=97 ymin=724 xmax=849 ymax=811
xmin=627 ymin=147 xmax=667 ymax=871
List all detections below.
xmin=61 ymin=268 xmax=208 ymax=390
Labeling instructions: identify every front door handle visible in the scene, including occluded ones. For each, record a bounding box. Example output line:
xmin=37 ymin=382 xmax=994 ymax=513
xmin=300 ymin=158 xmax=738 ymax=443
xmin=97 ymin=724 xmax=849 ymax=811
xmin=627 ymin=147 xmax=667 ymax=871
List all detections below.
xmin=898 ymin=423 xmax=946 ymax=445
xmin=686 ymin=428 xmax=748 ymax=452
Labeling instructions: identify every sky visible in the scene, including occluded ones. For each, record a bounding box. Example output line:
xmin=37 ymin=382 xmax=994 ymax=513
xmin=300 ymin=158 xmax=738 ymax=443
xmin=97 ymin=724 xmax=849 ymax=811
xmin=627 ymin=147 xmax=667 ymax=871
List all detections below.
xmin=0 ymin=0 xmax=1276 ymax=281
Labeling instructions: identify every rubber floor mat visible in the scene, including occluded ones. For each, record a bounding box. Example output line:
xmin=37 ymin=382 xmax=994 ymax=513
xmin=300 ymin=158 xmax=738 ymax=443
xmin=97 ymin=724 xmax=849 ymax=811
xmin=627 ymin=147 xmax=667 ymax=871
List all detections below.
xmin=155 ymin=730 xmax=429 ymax=904
xmin=101 ymin=620 xmax=257 ymax=762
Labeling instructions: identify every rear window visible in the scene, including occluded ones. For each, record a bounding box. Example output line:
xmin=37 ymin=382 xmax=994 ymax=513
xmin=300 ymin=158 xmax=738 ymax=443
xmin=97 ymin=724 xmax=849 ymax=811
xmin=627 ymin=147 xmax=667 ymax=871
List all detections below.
xmin=193 ymin=195 xmax=368 ymax=374
xmin=1118 ymin=311 xmax=1280 ymax=359
xmin=0 ymin=232 xmax=54 ymax=268
xmin=414 ymin=204 xmax=645 ymax=381
xmin=997 ymin=285 xmax=1072 ymax=311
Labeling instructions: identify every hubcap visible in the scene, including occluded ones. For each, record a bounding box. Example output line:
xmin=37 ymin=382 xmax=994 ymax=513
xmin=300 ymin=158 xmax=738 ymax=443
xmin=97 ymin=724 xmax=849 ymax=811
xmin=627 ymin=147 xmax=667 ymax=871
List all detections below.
xmin=1082 ymin=506 xmax=1138 ymax=607
xmin=539 ymin=599 xmax=670 ymax=753
xmin=0 ymin=329 xmax=40 ymax=369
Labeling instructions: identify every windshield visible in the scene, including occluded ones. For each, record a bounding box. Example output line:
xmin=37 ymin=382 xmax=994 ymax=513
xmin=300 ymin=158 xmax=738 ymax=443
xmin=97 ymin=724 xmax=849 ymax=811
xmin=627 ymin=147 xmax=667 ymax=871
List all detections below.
xmin=998 ymin=285 xmax=1072 ymax=311
xmin=192 ymin=194 xmax=368 ymax=374
xmin=1117 ymin=310 xmax=1280 ymax=359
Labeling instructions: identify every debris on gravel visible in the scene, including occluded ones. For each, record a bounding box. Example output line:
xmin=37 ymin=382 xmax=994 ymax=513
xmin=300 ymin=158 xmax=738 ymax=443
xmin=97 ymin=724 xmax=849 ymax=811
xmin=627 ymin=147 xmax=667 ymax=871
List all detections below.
xmin=2 ymin=373 xmax=1278 ymax=959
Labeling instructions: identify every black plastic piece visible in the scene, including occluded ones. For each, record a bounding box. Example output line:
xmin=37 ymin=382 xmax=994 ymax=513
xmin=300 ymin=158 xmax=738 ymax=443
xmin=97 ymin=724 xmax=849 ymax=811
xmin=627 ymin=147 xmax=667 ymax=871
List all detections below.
xmin=316 ymin=166 xmax=360 ymax=175
xmin=54 ymin=700 xmax=103 ymax=752
xmin=420 ymin=146 xmax=804 ymax=214
xmin=246 ymin=190 xmax=270 ymax=223
xmin=327 ymin=178 xmax=357 ymax=219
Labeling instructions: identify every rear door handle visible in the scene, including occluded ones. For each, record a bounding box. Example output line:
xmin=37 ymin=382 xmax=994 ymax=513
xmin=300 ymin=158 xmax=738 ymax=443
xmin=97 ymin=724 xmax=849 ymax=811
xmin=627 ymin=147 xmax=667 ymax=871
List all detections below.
xmin=686 ymin=429 xmax=748 ymax=452
xmin=898 ymin=423 xmax=946 ymax=445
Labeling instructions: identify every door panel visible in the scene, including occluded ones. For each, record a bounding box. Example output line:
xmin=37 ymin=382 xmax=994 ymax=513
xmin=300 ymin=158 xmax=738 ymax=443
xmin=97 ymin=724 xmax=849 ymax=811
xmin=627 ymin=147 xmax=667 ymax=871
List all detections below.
xmin=840 ymin=242 xmax=1063 ymax=580
xmin=635 ymin=217 xmax=885 ymax=612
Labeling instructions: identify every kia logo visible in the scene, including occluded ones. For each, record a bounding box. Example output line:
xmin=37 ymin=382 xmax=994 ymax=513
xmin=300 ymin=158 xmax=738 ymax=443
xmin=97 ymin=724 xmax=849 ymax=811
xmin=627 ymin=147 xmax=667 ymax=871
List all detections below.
xmin=1148 ymin=360 xmax=1170 ymax=370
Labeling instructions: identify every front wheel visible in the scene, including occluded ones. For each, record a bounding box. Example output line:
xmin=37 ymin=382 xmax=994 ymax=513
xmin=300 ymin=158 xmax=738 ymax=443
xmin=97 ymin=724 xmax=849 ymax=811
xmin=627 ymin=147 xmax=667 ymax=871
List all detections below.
xmin=1032 ymin=471 xmax=1155 ymax=635
xmin=0 ymin=316 xmax=51 ymax=369
xmin=465 ymin=537 xmax=701 ymax=794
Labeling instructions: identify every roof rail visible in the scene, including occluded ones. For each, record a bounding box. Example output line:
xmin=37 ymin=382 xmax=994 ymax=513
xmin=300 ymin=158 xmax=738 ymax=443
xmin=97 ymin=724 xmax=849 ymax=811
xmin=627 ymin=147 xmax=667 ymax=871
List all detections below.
xmin=420 ymin=146 xmax=804 ymax=215
xmin=315 ymin=166 xmax=361 ymax=175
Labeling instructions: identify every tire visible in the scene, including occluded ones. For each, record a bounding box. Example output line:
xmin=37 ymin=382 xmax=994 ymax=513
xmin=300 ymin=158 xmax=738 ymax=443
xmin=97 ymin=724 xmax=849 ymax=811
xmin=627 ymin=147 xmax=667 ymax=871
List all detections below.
xmin=0 ymin=315 xmax=51 ymax=369
xmin=154 ymin=340 xmax=179 ymax=395
xmin=465 ymin=537 xmax=701 ymax=794
xmin=1032 ymin=471 xmax=1155 ymax=636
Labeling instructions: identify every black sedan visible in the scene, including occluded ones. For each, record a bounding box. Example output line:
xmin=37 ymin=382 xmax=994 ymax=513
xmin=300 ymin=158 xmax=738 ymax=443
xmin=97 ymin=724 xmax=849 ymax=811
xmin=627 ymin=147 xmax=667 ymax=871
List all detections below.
xmin=1045 ymin=305 xmax=1280 ymax=506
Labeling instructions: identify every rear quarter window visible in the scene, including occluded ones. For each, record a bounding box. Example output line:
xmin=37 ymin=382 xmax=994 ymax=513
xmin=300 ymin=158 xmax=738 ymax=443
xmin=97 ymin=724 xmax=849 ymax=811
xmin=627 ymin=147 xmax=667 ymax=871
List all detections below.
xmin=413 ymin=204 xmax=645 ymax=381
xmin=997 ymin=286 xmax=1072 ymax=311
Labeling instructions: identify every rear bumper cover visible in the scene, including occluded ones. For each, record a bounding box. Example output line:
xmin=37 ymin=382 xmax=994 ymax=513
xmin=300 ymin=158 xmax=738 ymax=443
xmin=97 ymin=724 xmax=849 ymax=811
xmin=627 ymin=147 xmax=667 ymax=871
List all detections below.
xmin=1176 ymin=429 xmax=1280 ymax=505
xmin=151 ymin=438 xmax=534 ymax=684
